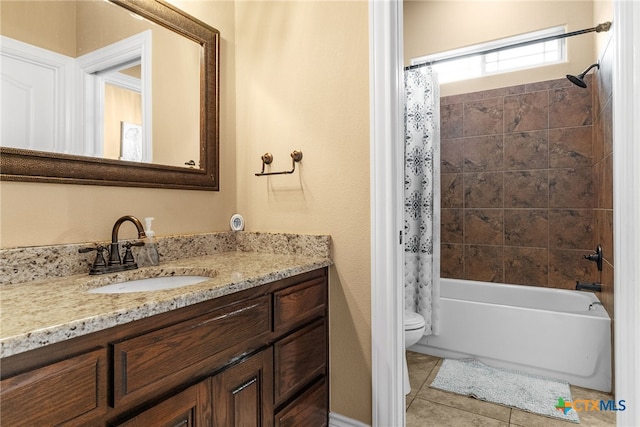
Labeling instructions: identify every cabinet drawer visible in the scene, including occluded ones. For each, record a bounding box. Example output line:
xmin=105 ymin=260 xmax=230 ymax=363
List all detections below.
xmin=113 ymin=295 xmax=271 ymax=406
xmin=0 ymin=348 xmax=106 ymax=425
xmin=274 ymin=319 xmax=326 ymax=406
xmin=275 ymin=378 xmax=327 ymax=427
xmin=274 ymin=277 xmax=326 ymax=335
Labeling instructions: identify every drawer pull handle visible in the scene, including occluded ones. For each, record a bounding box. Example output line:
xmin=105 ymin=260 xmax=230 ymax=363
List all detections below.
xmin=232 ymin=377 xmax=258 ymax=395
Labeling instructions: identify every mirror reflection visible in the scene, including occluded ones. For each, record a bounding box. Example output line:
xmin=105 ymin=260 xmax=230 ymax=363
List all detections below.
xmin=0 ymin=0 xmax=201 ymax=169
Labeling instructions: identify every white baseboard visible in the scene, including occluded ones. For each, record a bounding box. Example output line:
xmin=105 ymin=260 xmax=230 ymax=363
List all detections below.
xmin=329 ymin=412 xmax=371 ymax=427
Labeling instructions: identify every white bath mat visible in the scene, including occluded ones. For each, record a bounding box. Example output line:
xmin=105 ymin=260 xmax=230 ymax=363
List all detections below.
xmin=431 ymin=359 xmax=580 ymax=423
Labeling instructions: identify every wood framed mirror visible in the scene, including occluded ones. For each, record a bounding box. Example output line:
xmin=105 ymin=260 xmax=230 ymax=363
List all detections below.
xmin=0 ymin=0 xmax=220 ymax=191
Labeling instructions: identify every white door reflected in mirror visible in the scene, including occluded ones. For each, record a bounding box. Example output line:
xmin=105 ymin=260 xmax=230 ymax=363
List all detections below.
xmin=0 ymin=33 xmax=150 ymax=162
xmin=0 ymin=0 xmax=201 ymax=169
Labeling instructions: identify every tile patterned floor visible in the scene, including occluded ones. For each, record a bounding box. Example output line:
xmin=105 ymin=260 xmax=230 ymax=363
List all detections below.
xmin=406 ymin=351 xmax=617 ymax=427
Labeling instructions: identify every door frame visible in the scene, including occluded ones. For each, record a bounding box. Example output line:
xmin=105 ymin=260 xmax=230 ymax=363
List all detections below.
xmin=369 ymin=1 xmax=405 ymax=426
xmin=612 ymin=1 xmax=640 ymax=425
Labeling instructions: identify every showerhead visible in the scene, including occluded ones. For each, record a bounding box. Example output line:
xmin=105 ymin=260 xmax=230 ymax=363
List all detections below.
xmin=567 ymin=73 xmax=588 ymax=88
xmin=566 ymin=62 xmax=600 ymax=88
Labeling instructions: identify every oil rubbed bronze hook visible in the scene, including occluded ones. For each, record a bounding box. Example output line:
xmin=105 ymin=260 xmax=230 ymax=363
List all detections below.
xmin=255 ymin=150 xmax=303 ymax=176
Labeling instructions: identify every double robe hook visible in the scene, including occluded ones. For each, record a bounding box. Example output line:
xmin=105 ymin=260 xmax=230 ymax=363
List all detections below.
xmin=255 ymin=150 xmax=303 ymax=176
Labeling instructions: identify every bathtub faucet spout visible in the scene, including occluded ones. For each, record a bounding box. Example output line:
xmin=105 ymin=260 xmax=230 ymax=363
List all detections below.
xmin=575 ymin=281 xmax=602 ymax=292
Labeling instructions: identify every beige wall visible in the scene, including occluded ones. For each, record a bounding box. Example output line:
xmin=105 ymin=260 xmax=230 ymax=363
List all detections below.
xmin=103 ymin=84 xmax=142 ymax=160
xmin=593 ymin=0 xmax=612 ymax=56
xmin=0 ymin=1 xmax=77 ymax=57
xmin=234 ymin=1 xmax=371 ymax=423
xmin=151 ymin=28 xmax=201 ymax=167
xmin=404 ymin=1 xmax=596 ymax=96
xmin=0 ymin=0 xmax=237 ymax=247
xmin=75 ymin=0 xmax=150 ymax=55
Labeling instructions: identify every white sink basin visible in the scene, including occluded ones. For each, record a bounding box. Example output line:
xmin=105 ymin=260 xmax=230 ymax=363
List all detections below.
xmin=88 ymin=275 xmax=211 ymax=294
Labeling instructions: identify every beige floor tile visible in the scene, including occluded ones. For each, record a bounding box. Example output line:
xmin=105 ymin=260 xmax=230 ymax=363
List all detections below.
xmin=509 ymin=408 xmax=581 ymax=427
xmin=415 ymin=386 xmax=512 ymax=423
xmin=425 ymin=358 xmax=443 ymax=383
xmin=406 ymin=395 xmax=414 ymax=410
xmin=407 ymin=351 xmax=440 ymax=376
xmin=564 ymin=386 xmax=617 ymax=426
xmin=570 ymin=409 xmax=617 ymax=426
xmin=407 ymin=351 xmax=440 ymax=400
xmin=406 ymin=398 xmax=509 ymax=427
xmin=571 ymin=385 xmax=614 ymax=401
xmin=511 ymin=386 xmax=616 ymax=427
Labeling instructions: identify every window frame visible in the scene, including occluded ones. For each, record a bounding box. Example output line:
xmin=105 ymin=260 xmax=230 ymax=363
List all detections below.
xmin=411 ymin=26 xmax=567 ymax=84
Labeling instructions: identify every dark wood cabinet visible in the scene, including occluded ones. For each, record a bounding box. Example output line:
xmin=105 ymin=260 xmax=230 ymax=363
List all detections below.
xmin=274 ymin=320 xmax=326 ymax=407
xmin=212 ymin=349 xmax=273 ymax=427
xmin=0 ymin=348 xmax=107 ymax=426
xmin=275 ymin=378 xmax=327 ymax=427
xmin=112 ymin=295 xmax=271 ymax=408
xmin=0 ymin=268 xmax=328 ymax=427
xmin=115 ymin=380 xmax=211 ymax=427
xmin=273 ymin=276 xmax=326 ymax=335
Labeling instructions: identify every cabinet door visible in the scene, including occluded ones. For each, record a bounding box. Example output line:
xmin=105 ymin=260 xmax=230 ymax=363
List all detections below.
xmin=0 ymin=348 xmax=106 ymax=426
xmin=115 ymin=380 xmax=211 ymax=427
xmin=212 ymin=349 xmax=273 ymax=427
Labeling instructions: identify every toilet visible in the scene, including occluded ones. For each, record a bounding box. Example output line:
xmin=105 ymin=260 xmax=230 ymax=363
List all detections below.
xmin=404 ymin=310 xmax=426 ymax=395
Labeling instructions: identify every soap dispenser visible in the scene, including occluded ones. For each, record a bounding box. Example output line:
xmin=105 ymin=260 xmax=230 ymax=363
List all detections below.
xmin=141 ymin=217 xmax=160 ymax=266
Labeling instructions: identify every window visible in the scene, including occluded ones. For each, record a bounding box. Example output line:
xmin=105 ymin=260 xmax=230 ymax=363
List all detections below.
xmin=411 ymin=26 xmax=566 ymax=84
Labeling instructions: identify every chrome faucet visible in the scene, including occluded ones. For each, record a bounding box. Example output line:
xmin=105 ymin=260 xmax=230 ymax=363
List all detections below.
xmin=79 ymin=215 xmax=147 ymax=275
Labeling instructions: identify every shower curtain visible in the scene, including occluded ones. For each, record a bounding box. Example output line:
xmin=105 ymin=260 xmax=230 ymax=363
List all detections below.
xmin=404 ymin=66 xmax=440 ymax=336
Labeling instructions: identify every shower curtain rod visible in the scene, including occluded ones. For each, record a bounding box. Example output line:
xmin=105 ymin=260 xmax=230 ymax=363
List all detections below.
xmin=405 ymin=21 xmax=611 ymax=70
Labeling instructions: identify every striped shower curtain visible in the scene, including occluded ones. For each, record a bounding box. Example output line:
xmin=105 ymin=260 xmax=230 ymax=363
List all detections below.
xmin=403 ymin=65 xmax=440 ymax=336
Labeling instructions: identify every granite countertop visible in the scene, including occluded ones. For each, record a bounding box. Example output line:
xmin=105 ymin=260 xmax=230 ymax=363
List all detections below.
xmin=0 ymin=251 xmax=332 ymax=359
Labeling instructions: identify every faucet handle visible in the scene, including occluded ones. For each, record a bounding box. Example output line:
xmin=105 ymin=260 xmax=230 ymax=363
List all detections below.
xmin=122 ymin=241 xmax=144 ymax=266
xmin=583 ymin=244 xmax=603 ymax=271
xmin=79 ymin=245 xmax=108 ymax=274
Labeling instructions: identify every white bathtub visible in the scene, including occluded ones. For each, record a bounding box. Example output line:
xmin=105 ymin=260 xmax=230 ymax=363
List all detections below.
xmin=411 ymin=278 xmax=612 ymax=392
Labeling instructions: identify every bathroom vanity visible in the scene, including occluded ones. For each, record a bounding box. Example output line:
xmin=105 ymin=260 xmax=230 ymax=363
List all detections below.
xmin=0 ymin=244 xmax=331 ymax=426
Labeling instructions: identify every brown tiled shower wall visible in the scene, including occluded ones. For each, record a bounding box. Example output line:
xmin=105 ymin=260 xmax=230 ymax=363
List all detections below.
xmin=440 ymin=70 xmax=612 ymax=299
